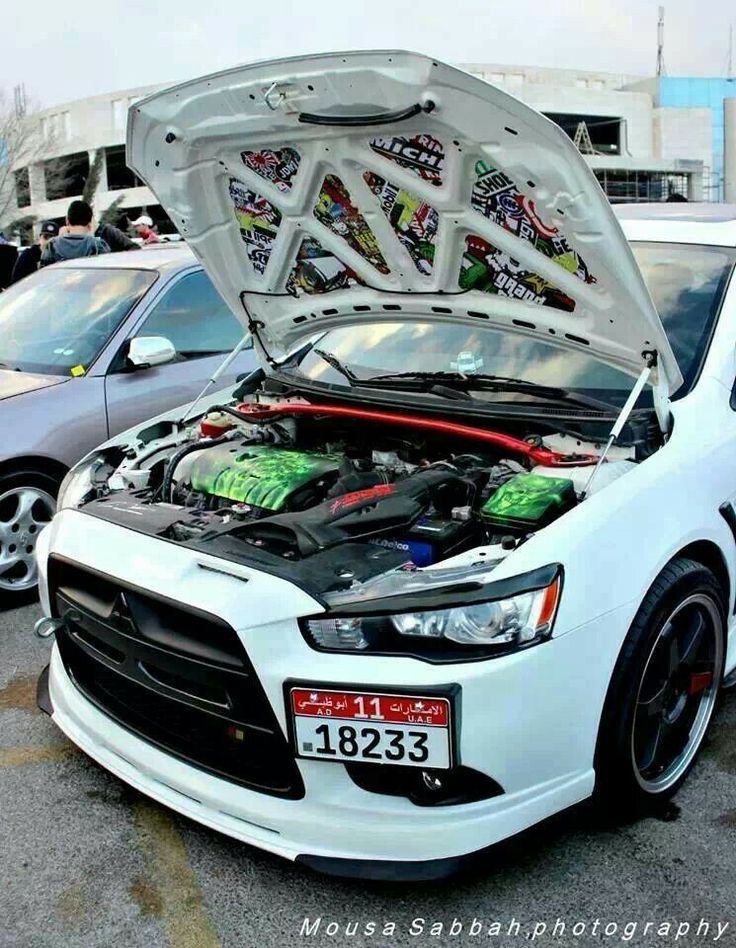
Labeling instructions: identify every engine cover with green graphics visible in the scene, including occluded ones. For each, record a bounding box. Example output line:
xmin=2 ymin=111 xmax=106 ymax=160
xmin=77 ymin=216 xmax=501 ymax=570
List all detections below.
xmin=188 ymin=444 xmax=342 ymax=511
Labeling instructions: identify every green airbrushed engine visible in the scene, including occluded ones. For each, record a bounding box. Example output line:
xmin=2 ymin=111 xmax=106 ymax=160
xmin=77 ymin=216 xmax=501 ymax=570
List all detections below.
xmin=188 ymin=444 xmax=342 ymax=511
xmin=481 ymin=472 xmax=577 ymax=534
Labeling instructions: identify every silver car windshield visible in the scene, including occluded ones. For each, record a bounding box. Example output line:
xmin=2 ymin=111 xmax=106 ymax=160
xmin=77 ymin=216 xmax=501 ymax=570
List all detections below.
xmin=0 ymin=267 xmax=157 ymax=376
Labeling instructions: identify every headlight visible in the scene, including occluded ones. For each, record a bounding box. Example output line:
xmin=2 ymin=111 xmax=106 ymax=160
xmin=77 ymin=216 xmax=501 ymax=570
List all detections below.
xmin=302 ymin=566 xmax=561 ymax=661
xmin=57 ymin=453 xmax=107 ymax=511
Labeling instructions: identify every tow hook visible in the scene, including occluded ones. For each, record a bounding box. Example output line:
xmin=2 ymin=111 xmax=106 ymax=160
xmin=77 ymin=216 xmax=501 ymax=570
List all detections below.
xmin=34 ymin=616 xmax=64 ymax=640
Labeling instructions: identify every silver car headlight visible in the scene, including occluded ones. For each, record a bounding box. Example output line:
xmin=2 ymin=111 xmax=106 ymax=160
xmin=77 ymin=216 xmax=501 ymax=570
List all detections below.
xmin=301 ymin=565 xmax=562 ymax=661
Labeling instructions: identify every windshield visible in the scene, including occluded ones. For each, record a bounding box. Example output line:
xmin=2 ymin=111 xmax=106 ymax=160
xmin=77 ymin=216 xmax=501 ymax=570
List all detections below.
xmin=0 ymin=267 xmax=157 ymax=375
xmin=291 ymin=241 xmax=735 ymax=408
xmin=630 ymin=242 xmax=735 ymax=393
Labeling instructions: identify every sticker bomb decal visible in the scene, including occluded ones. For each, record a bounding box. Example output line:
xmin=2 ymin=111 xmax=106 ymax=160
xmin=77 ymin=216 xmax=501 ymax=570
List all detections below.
xmin=240 ymin=147 xmax=301 ymax=193
xmin=314 ymin=175 xmax=389 ymax=273
xmin=369 ymin=134 xmax=445 ymax=186
xmin=286 ymin=236 xmax=362 ymax=296
xmin=470 ymin=160 xmax=595 ymax=285
xmin=228 ymin=178 xmax=282 ymax=274
xmin=363 ymin=171 xmax=439 ymax=275
xmin=459 ymin=235 xmax=576 ymax=312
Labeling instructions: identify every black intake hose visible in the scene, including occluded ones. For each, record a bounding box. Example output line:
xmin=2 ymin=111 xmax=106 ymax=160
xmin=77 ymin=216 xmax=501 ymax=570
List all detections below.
xmin=161 ymin=434 xmax=232 ymax=503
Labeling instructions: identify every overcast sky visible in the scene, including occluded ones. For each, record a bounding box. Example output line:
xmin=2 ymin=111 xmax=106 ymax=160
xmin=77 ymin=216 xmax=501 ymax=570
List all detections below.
xmin=4 ymin=0 xmax=734 ymax=109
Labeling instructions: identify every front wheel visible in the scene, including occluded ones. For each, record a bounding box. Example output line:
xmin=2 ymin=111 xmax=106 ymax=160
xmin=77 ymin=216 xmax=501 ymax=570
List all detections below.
xmin=594 ymin=558 xmax=725 ymax=815
xmin=0 ymin=471 xmax=58 ymax=604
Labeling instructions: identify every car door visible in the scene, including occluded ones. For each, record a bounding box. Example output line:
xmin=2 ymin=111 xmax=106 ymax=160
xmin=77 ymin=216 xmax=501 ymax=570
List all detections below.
xmin=104 ymin=268 xmax=256 ymax=436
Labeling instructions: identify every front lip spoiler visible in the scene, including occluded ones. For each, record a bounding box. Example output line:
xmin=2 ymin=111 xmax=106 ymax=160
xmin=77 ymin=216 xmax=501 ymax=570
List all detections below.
xmin=295 ymin=851 xmax=465 ymax=881
xmin=37 ymin=664 xmax=53 ymax=716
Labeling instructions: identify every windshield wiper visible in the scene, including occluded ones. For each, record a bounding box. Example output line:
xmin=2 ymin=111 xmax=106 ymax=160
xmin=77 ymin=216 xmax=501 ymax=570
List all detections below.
xmin=312 ymin=349 xmax=360 ymax=385
xmin=0 ymin=361 xmax=19 ymax=371
xmin=359 ymin=371 xmax=617 ymax=412
xmin=311 ymin=350 xmax=471 ymax=400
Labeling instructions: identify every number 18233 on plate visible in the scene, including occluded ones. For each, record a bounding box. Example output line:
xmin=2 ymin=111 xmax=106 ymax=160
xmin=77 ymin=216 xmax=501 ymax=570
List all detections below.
xmin=289 ymin=687 xmax=453 ymax=769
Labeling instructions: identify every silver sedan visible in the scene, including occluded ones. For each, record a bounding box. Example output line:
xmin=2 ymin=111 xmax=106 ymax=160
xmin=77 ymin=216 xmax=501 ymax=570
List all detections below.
xmin=0 ymin=245 xmax=256 ymax=601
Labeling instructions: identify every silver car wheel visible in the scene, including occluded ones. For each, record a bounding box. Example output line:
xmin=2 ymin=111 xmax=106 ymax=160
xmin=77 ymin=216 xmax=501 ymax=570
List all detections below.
xmin=0 ymin=486 xmax=56 ymax=592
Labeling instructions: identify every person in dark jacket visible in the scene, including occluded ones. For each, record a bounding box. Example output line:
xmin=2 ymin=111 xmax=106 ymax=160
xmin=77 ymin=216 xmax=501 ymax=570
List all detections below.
xmin=0 ymin=234 xmax=18 ymax=290
xmin=96 ymin=221 xmax=138 ymax=252
xmin=41 ymin=200 xmax=109 ymax=265
xmin=9 ymin=220 xmax=59 ymax=284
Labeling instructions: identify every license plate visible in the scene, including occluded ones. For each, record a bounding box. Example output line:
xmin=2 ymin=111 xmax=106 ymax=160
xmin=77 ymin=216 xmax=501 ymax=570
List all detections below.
xmin=289 ymin=687 xmax=453 ymax=769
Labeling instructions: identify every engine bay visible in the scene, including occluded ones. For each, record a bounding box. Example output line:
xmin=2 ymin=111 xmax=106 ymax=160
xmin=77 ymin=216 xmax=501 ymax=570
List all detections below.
xmin=80 ymin=393 xmax=647 ymax=596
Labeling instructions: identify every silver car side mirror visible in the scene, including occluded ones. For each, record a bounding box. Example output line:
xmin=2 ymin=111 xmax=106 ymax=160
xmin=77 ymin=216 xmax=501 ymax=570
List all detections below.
xmin=127 ymin=335 xmax=177 ymax=369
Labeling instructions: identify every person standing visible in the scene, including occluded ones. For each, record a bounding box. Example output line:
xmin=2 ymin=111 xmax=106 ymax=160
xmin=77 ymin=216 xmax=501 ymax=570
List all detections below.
xmin=129 ymin=214 xmax=160 ymax=244
xmin=40 ymin=200 xmax=109 ymax=265
xmin=0 ymin=233 xmax=18 ymax=290
xmin=10 ymin=221 xmax=59 ymax=283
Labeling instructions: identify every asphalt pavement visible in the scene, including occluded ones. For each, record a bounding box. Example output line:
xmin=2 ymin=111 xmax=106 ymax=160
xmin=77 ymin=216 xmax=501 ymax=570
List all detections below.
xmin=2 ymin=600 xmax=736 ymax=948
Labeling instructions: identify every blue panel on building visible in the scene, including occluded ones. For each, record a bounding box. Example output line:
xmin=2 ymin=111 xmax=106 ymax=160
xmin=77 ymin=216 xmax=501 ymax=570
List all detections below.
xmin=657 ymin=77 xmax=736 ymax=198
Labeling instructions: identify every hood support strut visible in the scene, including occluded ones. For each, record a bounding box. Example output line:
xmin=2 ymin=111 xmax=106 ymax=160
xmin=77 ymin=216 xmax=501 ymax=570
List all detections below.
xmin=580 ymin=353 xmax=660 ymax=499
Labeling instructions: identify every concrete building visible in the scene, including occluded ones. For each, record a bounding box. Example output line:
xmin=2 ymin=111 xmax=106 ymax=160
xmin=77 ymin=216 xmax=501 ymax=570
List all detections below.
xmin=626 ymin=76 xmax=736 ymax=200
xmin=9 ymin=83 xmax=171 ymax=241
xmin=6 ymin=63 xmax=730 ymax=241
xmin=468 ymin=63 xmax=713 ymax=202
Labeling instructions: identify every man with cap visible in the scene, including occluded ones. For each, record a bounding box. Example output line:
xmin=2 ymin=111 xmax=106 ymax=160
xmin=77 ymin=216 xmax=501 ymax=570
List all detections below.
xmin=130 ymin=214 xmax=160 ymax=244
xmin=9 ymin=220 xmax=59 ymax=284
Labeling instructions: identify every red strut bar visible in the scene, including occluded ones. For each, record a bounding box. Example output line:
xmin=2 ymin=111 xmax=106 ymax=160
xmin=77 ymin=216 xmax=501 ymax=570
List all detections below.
xmin=235 ymin=401 xmax=598 ymax=467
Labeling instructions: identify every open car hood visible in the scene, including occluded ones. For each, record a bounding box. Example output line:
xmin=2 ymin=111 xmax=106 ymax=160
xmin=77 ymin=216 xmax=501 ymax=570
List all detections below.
xmin=128 ymin=50 xmax=682 ymax=394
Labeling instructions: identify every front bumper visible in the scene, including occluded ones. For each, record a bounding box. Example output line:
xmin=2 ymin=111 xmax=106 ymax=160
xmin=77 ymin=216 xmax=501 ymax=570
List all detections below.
xmin=38 ymin=510 xmax=632 ymax=875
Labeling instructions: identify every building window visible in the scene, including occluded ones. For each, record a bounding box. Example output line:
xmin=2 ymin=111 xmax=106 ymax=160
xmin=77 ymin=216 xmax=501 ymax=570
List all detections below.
xmin=594 ymin=169 xmax=690 ymax=203
xmin=105 ymin=145 xmax=143 ymax=191
xmin=41 ymin=111 xmax=71 ymax=143
xmin=14 ymin=167 xmax=30 ymax=208
xmin=544 ymin=112 xmax=622 ymax=155
xmin=44 ymin=151 xmax=90 ymax=201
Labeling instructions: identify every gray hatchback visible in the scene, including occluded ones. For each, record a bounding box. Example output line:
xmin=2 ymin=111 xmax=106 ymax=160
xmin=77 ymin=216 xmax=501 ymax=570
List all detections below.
xmin=0 ymin=245 xmax=256 ymax=600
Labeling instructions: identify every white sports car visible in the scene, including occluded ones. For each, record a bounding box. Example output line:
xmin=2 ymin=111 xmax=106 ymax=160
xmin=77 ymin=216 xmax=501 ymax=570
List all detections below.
xmin=34 ymin=52 xmax=736 ymax=880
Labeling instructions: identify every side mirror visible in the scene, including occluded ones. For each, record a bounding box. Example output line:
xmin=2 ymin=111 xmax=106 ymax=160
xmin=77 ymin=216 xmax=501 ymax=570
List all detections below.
xmin=127 ymin=335 xmax=176 ymax=370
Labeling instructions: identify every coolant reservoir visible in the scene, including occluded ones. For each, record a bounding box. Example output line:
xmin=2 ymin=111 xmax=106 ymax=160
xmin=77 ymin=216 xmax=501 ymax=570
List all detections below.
xmin=533 ymin=460 xmax=637 ymax=496
xmin=199 ymin=411 xmax=234 ymax=438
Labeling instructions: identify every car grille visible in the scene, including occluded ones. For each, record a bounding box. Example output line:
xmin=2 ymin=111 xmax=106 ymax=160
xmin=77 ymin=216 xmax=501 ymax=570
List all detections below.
xmin=48 ymin=556 xmax=304 ymax=799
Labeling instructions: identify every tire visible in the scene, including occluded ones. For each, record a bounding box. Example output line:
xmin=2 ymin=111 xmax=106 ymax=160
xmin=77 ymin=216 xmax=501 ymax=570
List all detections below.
xmin=594 ymin=557 xmax=726 ymax=817
xmin=0 ymin=470 xmax=59 ymax=607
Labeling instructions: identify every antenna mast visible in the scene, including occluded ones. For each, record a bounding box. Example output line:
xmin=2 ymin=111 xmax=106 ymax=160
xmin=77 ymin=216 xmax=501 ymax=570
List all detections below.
xmin=656 ymin=6 xmax=666 ymax=77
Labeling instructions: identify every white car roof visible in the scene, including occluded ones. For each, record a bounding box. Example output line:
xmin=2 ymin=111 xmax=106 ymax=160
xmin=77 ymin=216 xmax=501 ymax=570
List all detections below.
xmin=616 ymin=204 xmax=736 ymax=247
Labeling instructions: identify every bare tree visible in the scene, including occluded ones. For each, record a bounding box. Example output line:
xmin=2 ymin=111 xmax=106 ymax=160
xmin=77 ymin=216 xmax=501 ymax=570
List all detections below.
xmin=0 ymin=91 xmax=73 ymax=238
xmin=82 ymin=149 xmax=104 ymax=205
xmin=98 ymin=194 xmax=126 ymax=228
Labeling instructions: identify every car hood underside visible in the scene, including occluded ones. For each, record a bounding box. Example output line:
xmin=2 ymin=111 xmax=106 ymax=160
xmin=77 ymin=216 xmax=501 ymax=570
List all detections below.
xmin=127 ymin=49 xmax=682 ymax=395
